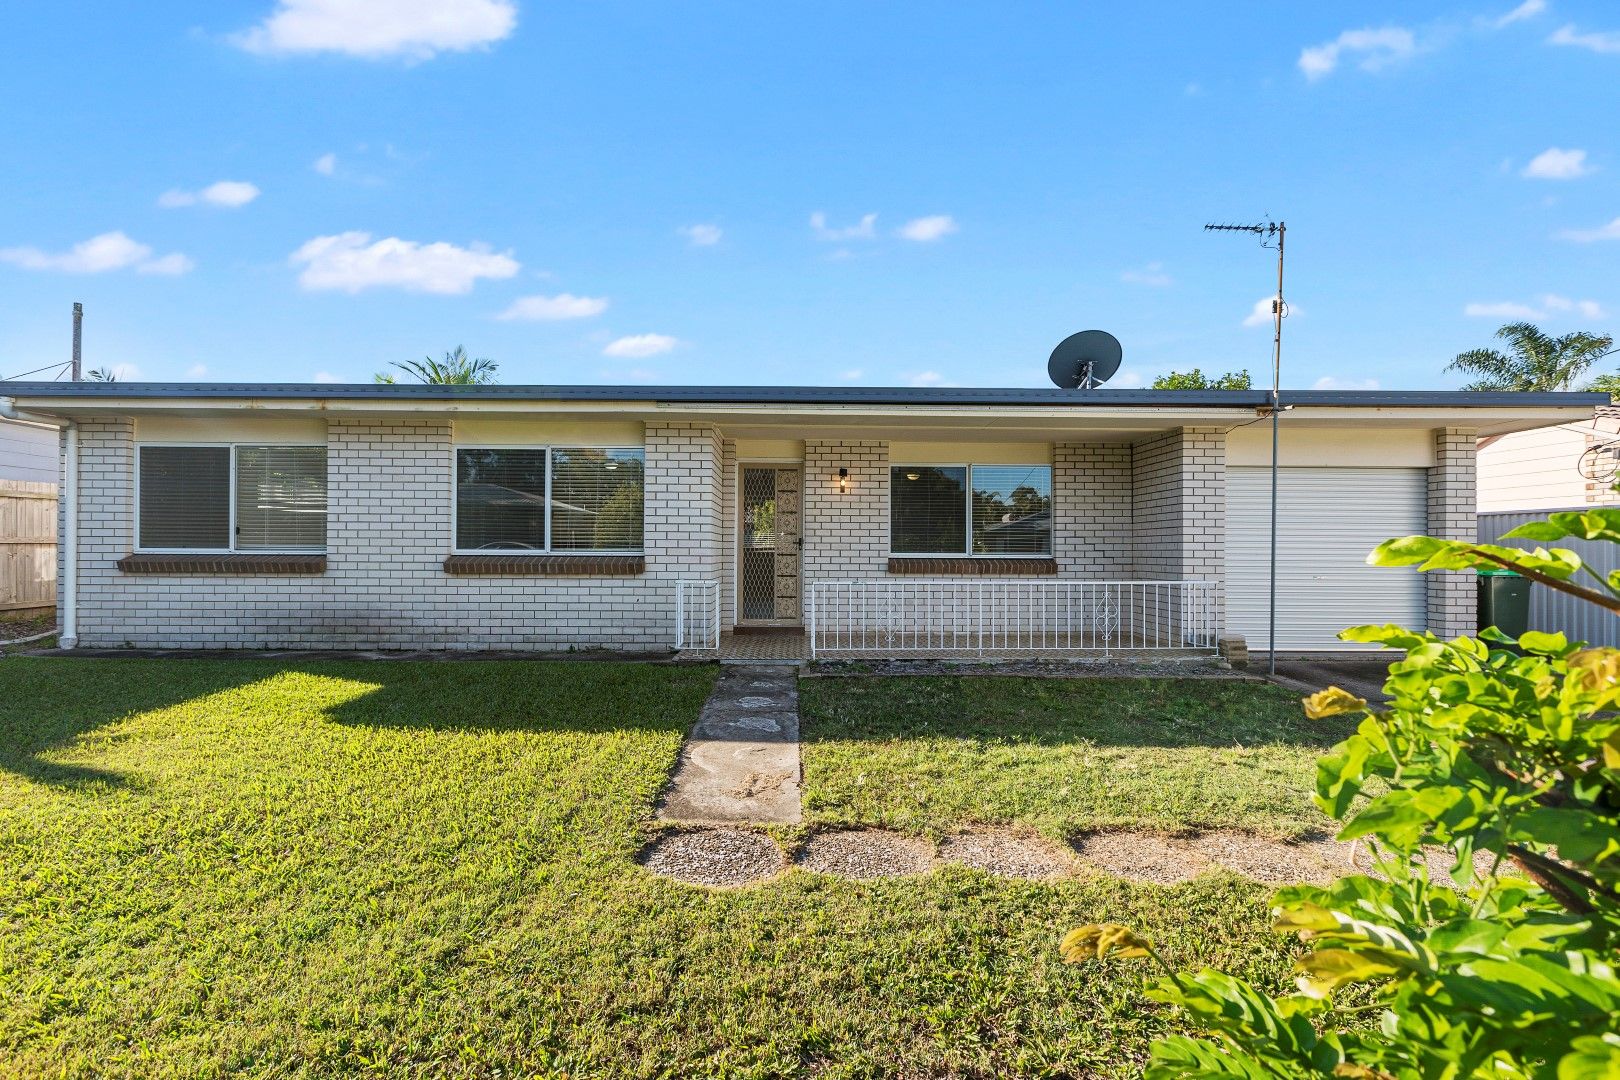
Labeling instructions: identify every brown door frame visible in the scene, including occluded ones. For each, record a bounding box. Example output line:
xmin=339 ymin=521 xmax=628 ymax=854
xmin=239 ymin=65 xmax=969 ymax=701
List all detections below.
xmin=734 ymin=460 xmax=803 ymax=628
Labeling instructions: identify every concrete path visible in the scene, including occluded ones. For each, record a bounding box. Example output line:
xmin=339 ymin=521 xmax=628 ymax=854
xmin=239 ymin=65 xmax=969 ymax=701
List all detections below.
xmin=658 ymin=665 xmax=802 ymax=824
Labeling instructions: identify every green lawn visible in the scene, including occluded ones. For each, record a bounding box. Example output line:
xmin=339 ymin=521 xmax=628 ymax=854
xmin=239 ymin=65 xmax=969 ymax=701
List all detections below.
xmin=1 ymin=659 xmax=1308 ymax=1078
xmin=799 ymin=675 xmax=1349 ymax=841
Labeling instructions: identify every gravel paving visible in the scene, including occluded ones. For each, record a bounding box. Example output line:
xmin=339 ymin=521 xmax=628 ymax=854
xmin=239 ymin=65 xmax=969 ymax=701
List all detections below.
xmin=1072 ymin=830 xmax=1213 ymax=885
xmin=938 ymin=830 xmax=1073 ymax=880
xmin=638 ymin=828 xmax=784 ymax=887
xmin=796 ymin=829 xmax=935 ymax=878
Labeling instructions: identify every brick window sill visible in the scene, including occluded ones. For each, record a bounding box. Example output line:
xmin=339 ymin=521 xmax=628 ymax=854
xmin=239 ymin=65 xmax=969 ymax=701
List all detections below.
xmin=887 ymin=557 xmax=1057 ymax=576
xmin=443 ymin=554 xmax=646 ymax=576
xmin=118 ymin=553 xmax=327 ymax=575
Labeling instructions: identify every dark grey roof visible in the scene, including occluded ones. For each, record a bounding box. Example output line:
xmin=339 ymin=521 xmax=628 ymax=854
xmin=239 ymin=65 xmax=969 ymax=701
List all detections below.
xmin=0 ymin=381 xmax=1608 ymax=409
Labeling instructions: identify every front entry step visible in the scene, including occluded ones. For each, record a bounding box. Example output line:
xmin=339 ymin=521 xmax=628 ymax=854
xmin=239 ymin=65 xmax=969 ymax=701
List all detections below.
xmin=657 ymin=665 xmax=802 ymax=824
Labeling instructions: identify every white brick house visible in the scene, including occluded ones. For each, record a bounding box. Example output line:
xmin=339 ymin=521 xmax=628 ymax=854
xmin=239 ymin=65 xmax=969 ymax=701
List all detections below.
xmin=1 ymin=382 xmax=1601 ymax=656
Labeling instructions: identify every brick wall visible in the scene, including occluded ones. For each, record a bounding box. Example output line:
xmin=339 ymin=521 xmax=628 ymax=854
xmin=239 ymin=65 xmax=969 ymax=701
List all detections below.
xmin=1128 ymin=427 xmax=1226 ymax=627
xmin=803 ymin=440 xmax=889 ymax=579
xmin=1054 ymin=443 xmax=1132 ymax=577
xmin=65 ymin=418 xmax=723 ymax=650
xmin=1428 ymin=426 xmax=1478 ymax=639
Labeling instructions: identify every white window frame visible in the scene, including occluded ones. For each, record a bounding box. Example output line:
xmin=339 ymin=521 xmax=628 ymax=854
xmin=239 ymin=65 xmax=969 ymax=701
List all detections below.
xmin=888 ymin=461 xmax=1054 ymax=559
xmin=134 ymin=441 xmax=328 ymax=555
xmin=452 ymin=444 xmax=646 ymax=556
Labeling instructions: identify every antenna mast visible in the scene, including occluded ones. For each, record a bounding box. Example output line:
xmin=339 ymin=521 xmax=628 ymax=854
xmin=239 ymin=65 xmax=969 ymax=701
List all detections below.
xmin=1204 ymin=221 xmax=1286 ymax=676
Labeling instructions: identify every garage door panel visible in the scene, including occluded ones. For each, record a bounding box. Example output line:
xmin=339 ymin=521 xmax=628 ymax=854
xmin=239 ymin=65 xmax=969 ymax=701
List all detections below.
xmin=1227 ymin=467 xmax=1427 ymax=650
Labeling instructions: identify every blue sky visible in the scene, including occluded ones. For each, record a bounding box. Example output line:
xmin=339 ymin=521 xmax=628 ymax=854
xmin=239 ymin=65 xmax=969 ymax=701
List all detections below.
xmin=1 ymin=1 xmax=1617 ymax=390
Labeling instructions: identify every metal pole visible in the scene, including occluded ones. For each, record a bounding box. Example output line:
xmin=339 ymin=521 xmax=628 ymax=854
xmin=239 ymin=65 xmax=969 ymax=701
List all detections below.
xmin=71 ymin=302 xmax=83 ymax=381
xmin=1267 ymin=226 xmax=1285 ymax=677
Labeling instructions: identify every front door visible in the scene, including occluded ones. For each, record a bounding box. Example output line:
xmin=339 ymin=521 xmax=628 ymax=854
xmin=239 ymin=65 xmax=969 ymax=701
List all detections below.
xmin=738 ymin=466 xmax=801 ymax=625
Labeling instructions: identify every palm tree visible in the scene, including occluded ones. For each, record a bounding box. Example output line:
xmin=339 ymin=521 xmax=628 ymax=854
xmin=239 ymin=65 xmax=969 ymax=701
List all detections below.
xmin=375 ymin=346 xmax=498 ymax=385
xmin=1447 ymin=322 xmax=1614 ymax=391
xmin=85 ymin=367 xmax=118 ymax=381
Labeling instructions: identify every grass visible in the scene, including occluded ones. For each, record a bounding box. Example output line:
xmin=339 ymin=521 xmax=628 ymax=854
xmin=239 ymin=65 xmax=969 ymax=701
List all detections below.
xmin=799 ymin=675 xmax=1352 ymax=841
xmin=0 ymin=659 xmax=1312 ymax=1078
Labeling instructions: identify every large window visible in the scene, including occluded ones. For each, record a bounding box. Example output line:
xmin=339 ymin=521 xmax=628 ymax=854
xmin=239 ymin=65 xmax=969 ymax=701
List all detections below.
xmin=137 ymin=444 xmax=327 ymax=552
xmin=890 ymin=463 xmax=1052 ymax=556
xmin=455 ymin=446 xmax=644 ymax=553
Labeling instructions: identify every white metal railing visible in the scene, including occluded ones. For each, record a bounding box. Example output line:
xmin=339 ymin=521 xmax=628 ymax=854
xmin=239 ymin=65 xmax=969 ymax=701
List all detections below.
xmin=674 ymin=579 xmax=722 ymax=650
xmin=806 ymin=579 xmax=1218 ymax=658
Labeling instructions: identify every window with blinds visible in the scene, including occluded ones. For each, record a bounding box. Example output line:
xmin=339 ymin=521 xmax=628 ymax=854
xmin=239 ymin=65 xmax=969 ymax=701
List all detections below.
xmin=890 ymin=463 xmax=1052 ymax=556
xmin=139 ymin=446 xmax=231 ymax=549
xmin=454 ymin=446 xmax=645 ymax=553
xmin=236 ymin=446 xmax=328 ymax=551
xmin=550 ymin=448 xmax=645 ymax=551
xmin=137 ymin=444 xmax=327 ymax=552
xmin=456 ymin=448 xmax=548 ymax=550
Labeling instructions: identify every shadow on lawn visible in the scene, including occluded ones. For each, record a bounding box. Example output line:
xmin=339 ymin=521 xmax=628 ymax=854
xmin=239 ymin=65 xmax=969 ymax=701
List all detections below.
xmin=0 ymin=657 xmax=710 ymax=788
xmin=0 ymin=660 xmax=266 ymax=788
xmin=799 ymin=675 xmax=1354 ymax=751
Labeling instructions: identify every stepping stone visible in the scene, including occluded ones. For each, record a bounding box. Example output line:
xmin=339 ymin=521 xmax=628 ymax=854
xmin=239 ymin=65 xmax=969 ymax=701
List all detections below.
xmin=658 ymin=665 xmax=802 ymax=824
xmin=639 ymin=828 xmax=783 ymax=886
xmin=797 ymin=829 xmax=934 ymax=879
xmin=940 ymin=830 xmax=1073 ymax=880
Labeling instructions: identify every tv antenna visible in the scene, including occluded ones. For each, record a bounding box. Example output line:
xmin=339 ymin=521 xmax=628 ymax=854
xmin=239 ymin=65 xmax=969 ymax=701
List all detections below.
xmin=1047 ymin=330 xmax=1123 ymax=390
xmin=1205 ymin=220 xmax=1286 ymax=675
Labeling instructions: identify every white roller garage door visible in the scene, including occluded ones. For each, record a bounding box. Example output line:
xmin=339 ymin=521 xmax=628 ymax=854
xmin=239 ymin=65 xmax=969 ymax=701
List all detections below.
xmin=1227 ymin=467 xmax=1428 ymax=651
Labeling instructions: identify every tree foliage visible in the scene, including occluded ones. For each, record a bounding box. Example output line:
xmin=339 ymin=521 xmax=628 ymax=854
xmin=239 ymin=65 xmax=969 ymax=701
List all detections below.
xmin=1063 ymin=509 xmax=1620 ymax=1076
xmin=375 ymin=346 xmax=498 ymax=385
xmin=1152 ymin=368 xmax=1254 ymax=390
xmin=1447 ymin=322 xmax=1615 ymax=392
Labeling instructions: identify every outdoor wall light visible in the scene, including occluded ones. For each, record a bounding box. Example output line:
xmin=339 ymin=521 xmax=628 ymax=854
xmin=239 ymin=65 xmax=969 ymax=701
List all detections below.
xmin=838 ymin=467 xmax=849 ymax=493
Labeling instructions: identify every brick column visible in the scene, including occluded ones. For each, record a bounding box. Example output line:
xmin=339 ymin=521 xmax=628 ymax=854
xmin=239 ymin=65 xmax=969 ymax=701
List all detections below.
xmin=1428 ymin=427 xmax=1478 ymax=639
xmin=1053 ymin=443 xmax=1132 ymax=578
xmin=1128 ymin=427 xmax=1227 ymax=636
xmin=64 ymin=417 xmax=135 ymax=647
xmin=645 ymin=422 xmax=723 ymax=581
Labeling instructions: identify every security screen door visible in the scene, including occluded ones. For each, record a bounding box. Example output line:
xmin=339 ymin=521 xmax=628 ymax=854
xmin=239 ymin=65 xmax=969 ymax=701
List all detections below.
xmin=738 ymin=466 xmax=801 ymax=624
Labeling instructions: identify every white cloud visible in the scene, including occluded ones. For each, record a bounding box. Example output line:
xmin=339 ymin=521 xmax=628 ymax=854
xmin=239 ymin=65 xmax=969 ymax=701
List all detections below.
xmin=313 ymin=152 xmax=337 ymax=176
xmin=1312 ymin=376 xmax=1381 ymax=391
xmin=186 ymin=364 xmax=209 ymax=378
xmin=602 ymin=333 xmax=677 ymax=359
xmin=1298 ymin=26 xmax=1416 ymax=80
xmin=137 ymin=253 xmax=196 ymax=276
xmin=1242 ymin=296 xmax=1295 ymax=327
xmin=289 ymin=231 xmax=519 ymax=294
xmin=1558 ymin=216 xmax=1620 ymax=242
xmin=1523 ymin=147 xmax=1593 ymax=180
xmin=679 ymin=223 xmax=722 ymax=247
xmin=0 ymin=231 xmax=191 ymax=275
xmin=232 ymin=0 xmax=517 ymax=61
xmin=495 ymin=293 xmax=608 ymax=321
xmin=1548 ymin=24 xmax=1620 ymax=54
xmin=837 ymin=368 xmax=864 ymax=381
xmin=1494 ymin=0 xmax=1545 ymax=28
xmin=896 ymin=215 xmax=958 ymax=242
xmin=1122 ymin=262 xmax=1172 ymax=287
xmin=907 ymin=371 xmax=948 ymax=387
xmin=312 ymin=371 xmax=342 ymax=383
xmin=158 ymin=180 xmax=261 ymax=208
xmin=810 ymin=211 xmax=877 ymax=241
xmin=1465 ymin=294 xmax=1607 ymax=320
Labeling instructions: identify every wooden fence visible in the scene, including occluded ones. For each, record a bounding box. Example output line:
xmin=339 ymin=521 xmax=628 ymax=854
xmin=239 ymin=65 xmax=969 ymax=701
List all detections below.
xmin=0 ymin=479 xmax=56 ymax=612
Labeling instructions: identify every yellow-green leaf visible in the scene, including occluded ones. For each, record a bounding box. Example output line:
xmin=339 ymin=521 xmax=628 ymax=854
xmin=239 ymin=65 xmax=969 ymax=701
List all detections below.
xmin=1304 ymin=686 xmax=1368 ymax=720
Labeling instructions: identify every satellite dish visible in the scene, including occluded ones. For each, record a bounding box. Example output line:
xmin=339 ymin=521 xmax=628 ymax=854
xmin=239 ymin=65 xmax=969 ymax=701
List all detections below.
xmin=1047 ymin=330 xmax=1123 ymax=389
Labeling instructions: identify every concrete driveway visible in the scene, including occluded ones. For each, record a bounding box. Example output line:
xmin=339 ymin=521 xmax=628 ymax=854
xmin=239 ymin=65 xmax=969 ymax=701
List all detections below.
xmin=1266 ymin=657 xmax=1391 ymax=703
